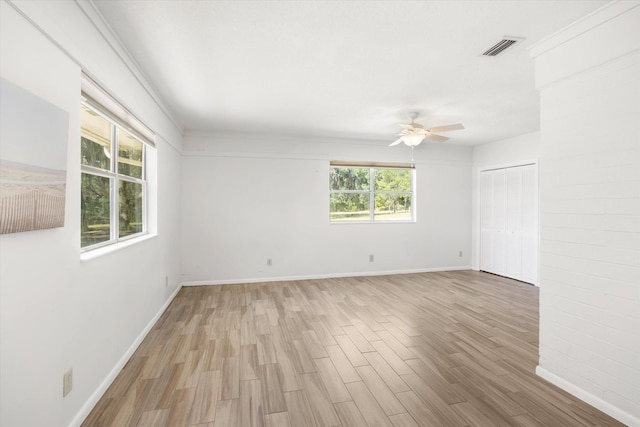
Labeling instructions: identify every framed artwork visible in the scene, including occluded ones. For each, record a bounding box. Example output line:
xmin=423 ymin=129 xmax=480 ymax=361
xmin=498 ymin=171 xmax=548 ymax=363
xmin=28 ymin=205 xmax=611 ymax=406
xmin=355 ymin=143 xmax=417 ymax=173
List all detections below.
xmin=0 ymin=77 xmax=69 ymax=234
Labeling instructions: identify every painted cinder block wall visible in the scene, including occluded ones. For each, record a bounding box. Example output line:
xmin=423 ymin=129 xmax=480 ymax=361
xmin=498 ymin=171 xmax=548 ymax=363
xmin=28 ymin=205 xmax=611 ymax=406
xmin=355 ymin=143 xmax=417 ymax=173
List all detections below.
xmin=531 ymin=2 xmax=640 ymax=425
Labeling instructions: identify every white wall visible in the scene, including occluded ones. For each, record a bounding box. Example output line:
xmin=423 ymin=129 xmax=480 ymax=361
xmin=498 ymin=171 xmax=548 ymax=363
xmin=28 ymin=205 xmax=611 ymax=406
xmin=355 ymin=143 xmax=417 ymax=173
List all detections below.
xmin=181 ymin=132 xmax=472 ymax=283
xmin=531 ymin=2 xmax=640 ymax=425
xmin=472 ymin=131 xmax=540 ymax=169
xmin=0 ymin=2 xmax=182 ymax=427
xmin=471 ymin=131 xmax=540 ymax=270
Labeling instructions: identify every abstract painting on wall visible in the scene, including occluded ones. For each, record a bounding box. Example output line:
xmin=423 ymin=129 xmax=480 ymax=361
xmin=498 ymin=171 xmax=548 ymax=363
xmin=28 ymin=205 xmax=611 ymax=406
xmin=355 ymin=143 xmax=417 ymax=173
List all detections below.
xmin=0 ymin=77 xmax=69 ymax=234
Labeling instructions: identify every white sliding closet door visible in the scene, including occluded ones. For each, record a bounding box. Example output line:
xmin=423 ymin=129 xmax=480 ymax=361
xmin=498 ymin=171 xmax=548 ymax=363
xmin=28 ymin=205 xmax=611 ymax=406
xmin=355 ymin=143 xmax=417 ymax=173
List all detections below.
xmin=520 ymin=165 xmax=538 ymax=284
xmin=480 ymin=164 xmax=538 ymax=285
xmin=493 ymin=171 xmax=507 ymax=276
xmin=479 ymin=171 xmax=495 ymax=273
xmin=506 ymin=167 xmax=523 ymax=279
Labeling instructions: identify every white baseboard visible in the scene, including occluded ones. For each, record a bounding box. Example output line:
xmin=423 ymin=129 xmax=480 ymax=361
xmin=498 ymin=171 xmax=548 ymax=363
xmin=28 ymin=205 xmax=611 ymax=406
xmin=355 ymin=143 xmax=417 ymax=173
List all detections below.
xmin=68 ymin=285 xmax=182 ymax=427
xmin=536 ymin=366 xmax=640 ymax=427
xmin=182 ymin=266 xmax=472 ymax=286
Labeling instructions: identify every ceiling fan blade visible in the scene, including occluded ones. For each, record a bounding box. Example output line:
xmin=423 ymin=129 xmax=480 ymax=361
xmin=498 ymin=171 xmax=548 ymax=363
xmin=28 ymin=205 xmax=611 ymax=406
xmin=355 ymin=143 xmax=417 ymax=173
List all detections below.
xmin=424 ymin=133 xmax=449 ymax=143
xmin=427 ymin=123 xmax=464 ymax=133
xmin=389 ymin=138 xmax=404 ymax=146
xmin=400 ymin=124 xmax=415 ymax=130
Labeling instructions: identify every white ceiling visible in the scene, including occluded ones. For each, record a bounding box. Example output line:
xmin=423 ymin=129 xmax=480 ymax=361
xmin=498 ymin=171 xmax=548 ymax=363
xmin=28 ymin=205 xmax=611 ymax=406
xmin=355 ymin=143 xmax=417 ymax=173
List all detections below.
xmin=93 ymin=0 xmax=607 ymax=146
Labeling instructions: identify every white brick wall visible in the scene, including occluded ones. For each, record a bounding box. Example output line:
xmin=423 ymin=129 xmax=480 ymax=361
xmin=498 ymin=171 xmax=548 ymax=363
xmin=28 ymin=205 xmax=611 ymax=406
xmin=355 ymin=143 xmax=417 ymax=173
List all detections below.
xmin=532 ymin=3 xmax=640 ymax=424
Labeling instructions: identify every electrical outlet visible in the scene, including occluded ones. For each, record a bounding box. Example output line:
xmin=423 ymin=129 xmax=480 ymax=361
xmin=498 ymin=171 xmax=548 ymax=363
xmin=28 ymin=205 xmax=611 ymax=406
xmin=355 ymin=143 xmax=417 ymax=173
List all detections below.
xmin=165 ymin=275 xmax=169 ymax=288
xmin=267 ymin=259 xmax=272 ymax=266
xmin=63 ymin=369 xmax=73 ymax=397
xmin=369 ymin=254 xmax=374 ymax=262
xmin=459 ymin=251 xmax=463 ymax=257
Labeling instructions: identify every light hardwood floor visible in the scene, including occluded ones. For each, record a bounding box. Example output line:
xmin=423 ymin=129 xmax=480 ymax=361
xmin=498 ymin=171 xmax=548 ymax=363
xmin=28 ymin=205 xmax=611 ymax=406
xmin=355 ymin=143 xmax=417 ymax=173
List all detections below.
xmin=82 ymin=270 xmax=624 ymax=426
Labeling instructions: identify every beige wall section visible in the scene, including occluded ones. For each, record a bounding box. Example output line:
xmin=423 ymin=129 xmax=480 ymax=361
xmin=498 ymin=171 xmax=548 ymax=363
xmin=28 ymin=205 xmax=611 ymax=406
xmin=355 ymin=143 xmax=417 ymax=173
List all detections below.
xmin=531 ymin=2 xmax=640 ymax=425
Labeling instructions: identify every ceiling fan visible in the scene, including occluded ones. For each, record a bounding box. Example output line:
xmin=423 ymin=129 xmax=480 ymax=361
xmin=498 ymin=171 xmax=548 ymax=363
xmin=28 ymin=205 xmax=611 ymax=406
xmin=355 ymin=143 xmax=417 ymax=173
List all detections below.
xmin=389 ymin=112 xmax=464 ymax=147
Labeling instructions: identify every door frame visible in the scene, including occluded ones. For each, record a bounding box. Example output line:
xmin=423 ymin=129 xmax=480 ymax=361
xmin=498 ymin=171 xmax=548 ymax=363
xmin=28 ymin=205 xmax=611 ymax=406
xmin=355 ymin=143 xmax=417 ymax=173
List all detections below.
xmin=474 ymin=159 xmax=540 ymax=286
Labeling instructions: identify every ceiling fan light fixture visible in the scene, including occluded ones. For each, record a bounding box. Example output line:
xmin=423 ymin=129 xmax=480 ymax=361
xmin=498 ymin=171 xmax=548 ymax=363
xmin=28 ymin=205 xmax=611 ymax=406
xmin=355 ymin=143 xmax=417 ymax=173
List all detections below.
xmin=389 ymin=113 xmax=463 ymax=148
xmin=403 ymin=133 xmax=425 ymax=146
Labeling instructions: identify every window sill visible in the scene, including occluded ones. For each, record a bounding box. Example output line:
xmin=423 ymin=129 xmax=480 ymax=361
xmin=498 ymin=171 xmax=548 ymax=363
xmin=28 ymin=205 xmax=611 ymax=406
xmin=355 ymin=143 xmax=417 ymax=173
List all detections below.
xmin=80 ymin=233 xmax=157 ymax=262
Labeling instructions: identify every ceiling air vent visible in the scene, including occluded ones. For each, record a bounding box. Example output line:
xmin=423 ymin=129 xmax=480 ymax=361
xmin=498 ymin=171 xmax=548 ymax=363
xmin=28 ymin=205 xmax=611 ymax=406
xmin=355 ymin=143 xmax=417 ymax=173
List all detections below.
xmin=482 ymin=36 xmax=524 ymax=56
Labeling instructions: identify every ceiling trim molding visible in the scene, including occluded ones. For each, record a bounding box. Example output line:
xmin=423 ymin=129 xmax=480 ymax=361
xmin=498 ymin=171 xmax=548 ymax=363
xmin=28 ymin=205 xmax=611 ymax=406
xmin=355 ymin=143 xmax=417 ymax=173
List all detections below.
xmin=180 ymin=150 xmax=473 ymax=167
xmin=529 ymin=0 xmax=640 ymax=90
xmin=76 ymin=0 xmax=184 ymax=135
xmin=529 ymin=0 xmax=640 ymax=58
xmin=184 ymin=130 xmax=395 ymax=147
xmin=4 ymin=0 xmax=185 ymax=153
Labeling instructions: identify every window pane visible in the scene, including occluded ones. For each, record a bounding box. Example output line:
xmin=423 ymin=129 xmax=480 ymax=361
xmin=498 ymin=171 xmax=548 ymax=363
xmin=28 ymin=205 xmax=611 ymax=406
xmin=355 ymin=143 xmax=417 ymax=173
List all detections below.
xmin=119 ymin=180 xmax=143 ymax=237
xmin=330 ymin=167 xmax=370 ymax=190
xmin=81 ymin=173 xmax=111 ymax=247
xmin=330 ymin=193 xmax=370 ymax=221
xmin=117 ymin=129 xmax=143 ymax=179
xmin=81 ymin=105 xmax=111 ymax=170
xmin=374 ymin=193 xmax=412 ymax=221
xmin=374 ymin=169 xmax=412 ymax=191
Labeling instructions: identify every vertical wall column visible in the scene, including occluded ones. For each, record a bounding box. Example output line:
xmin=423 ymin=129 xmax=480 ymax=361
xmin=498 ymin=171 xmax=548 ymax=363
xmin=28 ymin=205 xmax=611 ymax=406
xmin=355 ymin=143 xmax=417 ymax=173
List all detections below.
xmin=530 ymin=2 xmax=640 ymax=425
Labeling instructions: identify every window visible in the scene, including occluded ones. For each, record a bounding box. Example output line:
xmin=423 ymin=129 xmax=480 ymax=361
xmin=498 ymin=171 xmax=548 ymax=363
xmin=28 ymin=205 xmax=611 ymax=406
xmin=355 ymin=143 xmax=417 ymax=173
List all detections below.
xmin=80 ymin=75 xmax=155 ymax=250
xmin=329 ymin=161 xmax=415 ymax=222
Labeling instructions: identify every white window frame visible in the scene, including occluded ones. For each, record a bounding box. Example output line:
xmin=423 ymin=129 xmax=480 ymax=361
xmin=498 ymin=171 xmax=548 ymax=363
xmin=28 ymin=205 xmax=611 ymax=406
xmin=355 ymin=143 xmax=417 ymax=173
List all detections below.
xmin=329 ymin=161 xmax=416 ymax=223
xmin=80 ymin=74 xmax=155 ymax=253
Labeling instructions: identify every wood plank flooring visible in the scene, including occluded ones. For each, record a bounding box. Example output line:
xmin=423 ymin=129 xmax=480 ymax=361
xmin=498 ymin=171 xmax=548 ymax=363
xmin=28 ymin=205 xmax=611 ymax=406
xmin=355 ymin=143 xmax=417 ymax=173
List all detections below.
xmin=81 ymin=270 xmax=624 ymax=426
